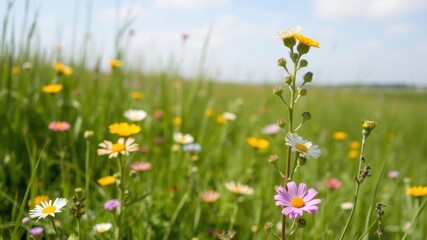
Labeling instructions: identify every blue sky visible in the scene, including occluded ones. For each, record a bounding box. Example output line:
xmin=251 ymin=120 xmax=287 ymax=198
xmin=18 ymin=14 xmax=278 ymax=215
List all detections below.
xmin=2 ymin=0 xmax=427 ymax=85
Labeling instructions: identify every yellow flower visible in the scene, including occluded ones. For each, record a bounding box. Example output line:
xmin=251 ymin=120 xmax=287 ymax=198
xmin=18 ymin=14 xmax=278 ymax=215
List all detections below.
xmin=333 ymin=131 xmax=348 ymax=141
xmin=246 ymin=137 xmax=270 ymax=150
xmin=349 ymin=141 xmax=360 ymax=149
xmin=348 ymin=150 xmax=358 ymax=159
xmin=42 ymin=84 xmax=63 ymax=94
xmin=12 ymin=66 xmax=20 ymax=75
xmin=53 ymin=62 xmax=73 ymax=76
xmin=205 ymin=108 xmax=215 ymax=118
xmin=172 ymin=117 xmax=182 ymax=126
xmin=97 ymin=176 xmax=116 ymax=186
xmin=406 ymin=186 xmax=427 ymax=197
xmin=28 ymin=195 xmax=49 ymax=206
xmin=131 ymin=91 xmax=144 ymax=99
xmin=225 ymin=182 xmax=254 ymax=195
xmin=216 ymin=115 xmax=226 ymax=124
xmin=295 ymin=34 xmax=320 ymax=48
xmin=109 ymin=122 xmax=141 ymax=137
xmin=110 ymin=59 xmax=122 ymax=68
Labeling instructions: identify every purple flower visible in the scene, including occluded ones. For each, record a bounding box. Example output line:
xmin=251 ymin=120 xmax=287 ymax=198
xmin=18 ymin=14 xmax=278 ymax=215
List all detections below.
xmin=262 ymin=124 xmax=281 ymax=135
xmin=104 ymin=199 xmax=120 ymax=211
xmin=274 ymin=181 xmax=322 ymax=220
xmin=29 ymin=227 xmax=43 ymax=237
xmin=387 ymin=170 xmax=399 ymax=179
xmin=182 ymin=143 xmax=202 ymax=153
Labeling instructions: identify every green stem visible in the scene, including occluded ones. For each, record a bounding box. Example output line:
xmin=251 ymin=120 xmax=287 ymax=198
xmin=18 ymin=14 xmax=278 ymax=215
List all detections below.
xmin=50 ymin=217 xmax=61 ymax=239
xmin=340 ymin=135 xmax=367 ymax=240
xmin=162 ymin=192 xmax=189 ymax=240
xmin=228 ymin=200 xmax=239 ymax=233
xmin=84 ymin=139 xmax=91 ymax=216
xmin=116 ymin=155 xmax=127 ymax=240
xmin=401 ymin=197 xmax=427 ymax=240
xmin=357 ymin=220 xmax=376 ymax=240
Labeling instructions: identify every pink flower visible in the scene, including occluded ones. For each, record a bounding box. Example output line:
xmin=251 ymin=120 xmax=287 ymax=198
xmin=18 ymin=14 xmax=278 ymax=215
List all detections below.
xmin=326 ymin=178 xmax=342 ymax=190
xmin=262 ymin=124 xmax=281 ymax=135
xmin=104 ymin=199 xmax=120 ymax=210
xmin=129 ymin=161 xmax=152 ymax=172
xmin=181 ymin=33 xmax=189 ymax=41
xmin=48 ymin=121 xmax=71 ymax=132
xmin=274 ymin=181 xmax=322 ymax=220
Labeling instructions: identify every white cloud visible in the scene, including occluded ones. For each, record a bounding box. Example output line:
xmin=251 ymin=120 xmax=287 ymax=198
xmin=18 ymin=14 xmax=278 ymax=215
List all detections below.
xmin=315 ymin=0 xmax=427 ymax=20
xmin=154 ymin=0 xmax=229 ymax=10
xmin=384 ymin=22 xmax=421 ymax=36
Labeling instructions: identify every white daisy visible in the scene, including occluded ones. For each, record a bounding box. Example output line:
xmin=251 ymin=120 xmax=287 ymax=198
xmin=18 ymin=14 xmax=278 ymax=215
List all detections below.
xmin=29 ymin=198 xmax=68 ymax=221
xmin=94 ymin=223 xmax=112 ymax=233
xmin=225 ymin=181 xmax=254 ymax=195
xmin=97 ymin=137 xmax=139 ymax=158
xmin=173 ymin=132 xmax=194 ymax=144
xmin=124 ymin=109 xmax=147 ymax=122
xmin=223 ymin=112 xmax=236 ymax=121
xmin=273 ymin=26 xmax=302 ymax=39
xmin=285 ymin=133 xmax=321 ymax=159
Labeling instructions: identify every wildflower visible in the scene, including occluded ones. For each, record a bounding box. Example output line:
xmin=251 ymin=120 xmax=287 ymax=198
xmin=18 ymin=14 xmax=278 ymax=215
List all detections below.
xmin=172 ymin=117 xmax=182 ymax=126
xmin=349 ymin=141 xmax=360 ymax=149
xmin=223 ymin=112 xmax=236 ymax=121
xmin=181 ymin=32 xmax=189 ymax=41
xmin=200 ymin=190 xmax=221 ymax=203
xmin=129 ymin=161 xmax=152 ymax=172
xmin=340 ymin=202 xmax=354 ymax=210
xmin=246 ymin=137 xmax=270 ymax=150
xmin=53 ymin=62 xmax=73 ymax=76
xmin=97 ymin=176 xmax=116 ymax=186
xmin=94 ymin=223 xmax=112 ymax=233
xmin=48 ymin=121 xmax=71 ymax=132
xmin=12 ymin=66 xmax=20 ymax=74
xmin=28 ymin=195 xmax=49 ymax=206
xmin=173 ymin=132 xmax=194 ymax=144
xmin=42 ymin=84 xmax=63 ymax=94
xmin=348 ymin=150 xmax=358 ymax=159
xmin=273 ymin=26 xmax=302 ymax=39
xmin=109 ymin=122 xmax=141 ymax=137
xmin=362 ymin=119 xmax=377 ymax=137
xmin=225 ymin=181 xmax=254 ymax=195
xmin=216 ymin=115 xmax=227 ymax=124
xmin=295 ymin=34 xmax=320 ymax=48
xmin=131 ymin=91 xmax=144 ymax=99
xmin=110 ymin=59 xmax=122 ymax=68
xmin=262 ymin=124 xmax=281 ymax=135
xmin=205 ymin=108 xmax=215 ymax=118
xmin=333 ymin=131 xmax=348 ymax=140
xmin=387 ymin=170 xmax=399 ymax=179
xmin=153 ymin=110 xmax=163 ymax=120
xmin=104 ymin=199 xmax=120 ymax=210
xmin=84 ymin=130 xmax=94 ymax=139
xmin=29 ymin=227 xmax=44 ymax=237
xmin=22 ymin=216 xmax=30 ymax=224
xmin=182 ymin=143 xmax=202 ymax=153
xmin=124 ymin=109 xmax=147 ymax=122
xmin=97 ymin=137 xmax=139 ymax=159
xmin=406 ymin=186 xmax=427 ymax=197
xmin=29 ymin=198 xmax=68 ymax=221
xmin=285 ymin=133 xmax=321 ymax=159
xmin=326 ymin=178 xmax=342 ymax=190
xmin=274 ymin=181 xmax=322 ymax=220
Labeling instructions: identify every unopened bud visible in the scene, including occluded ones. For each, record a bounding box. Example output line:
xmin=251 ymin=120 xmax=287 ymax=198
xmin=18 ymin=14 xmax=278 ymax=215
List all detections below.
xmin=284 ymin=76 xmax=292 ymax=85
xmin=299 ymin=59 xmax=308 ymax=68
xmin=273 ymin=86 xmax=283 ymax=96
xmin=290 ymin=53 xmax=299 ymax=62
xmin=84 ymin=130 xmax=94 ymax=139
xmin=302 ymin=112 xmax=311 ymax=122
xmin=299 ymin=88 xmax=307 ymax=96
xmin=264 ymin=222 xmax=273 ymax=229
xmin=277 ymin=118 xmax=286 ymax=128
xmin=283 ymin=37 xmax=296 ymax=49
xmin=297 ymin=218 xmax=307 ymax=228
xmin=268 ymin=154 xmax=279 ymax=163
xmin=361 ymin=119 xmax=377 ymax=137
xmin=277 ymin=58 xmax=287 ymax=68
xmin=298 ymin=156 xmax=307 ymax=166
xmin=303 ymin=72 xmax=313 ymax=83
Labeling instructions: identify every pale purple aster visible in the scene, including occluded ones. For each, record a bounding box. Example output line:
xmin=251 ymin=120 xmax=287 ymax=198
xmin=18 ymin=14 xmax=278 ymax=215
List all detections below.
xmin=387 ymin=170 xmax=399 ymax=179
xmin=262 ymin=124 xmax=281 ymax=135
xmin=104 ymin=199 xmax=120 ymax=211
xmin=29 ymin=227 xmax=43 ymax=237
xmin=274 ymin=181 xmax=322 ymax=220
xmin=182 ymin=143 xmax=202 ymax=153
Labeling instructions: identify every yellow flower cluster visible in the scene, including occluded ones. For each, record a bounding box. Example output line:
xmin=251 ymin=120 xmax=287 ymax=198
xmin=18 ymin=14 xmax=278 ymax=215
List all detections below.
xmin=246 ymin=137 xmax=270 ymax=150
xmin=42 ymin=84 xmax=63 ymax=94
xmin=407 ymin=186 xmax=427 ymax=197
xmin=109 ymin=122 xmax=141 ymax=137
xmin=53 ymin=62 xmax=73 ymax=76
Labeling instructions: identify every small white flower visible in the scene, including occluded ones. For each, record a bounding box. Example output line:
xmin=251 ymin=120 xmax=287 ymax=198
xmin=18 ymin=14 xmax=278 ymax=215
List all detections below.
xmin=340 ymin=202 xmax=354 ymax=210
xmin=223 ymin=112 xmax=236 ymax=121
xmin=124 ymin=109 xmax=147 ymax=121
xmin=285 ymin=133 xmax=321 ymax=159
xmin=173 ymin=132 xmax=194 ymax=144
xmin=94 ymin=223 xmax=112 ymax=233
xmin=29 ymin=198 xmax=68 ymax=221
xmin=225 ymin=181 xmax=254 ymax=195
xmin=273 ymin=26 xmax=302 ymax=39
xmin=97 ymin=137 xmax=139 ymax=158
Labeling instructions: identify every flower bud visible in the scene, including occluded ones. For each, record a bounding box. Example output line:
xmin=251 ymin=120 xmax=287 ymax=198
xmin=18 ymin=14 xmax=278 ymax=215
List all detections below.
xmin=298 ymin=156 xmax=307 ymax=166
xmin=299 ymin=88 xmax=307 ymax=96
xmin=297 ymin=218 xmax=307 ymax=228
xmin=361 ymin=119 xmax=377 ymax=137
xmin=264 ymin=222 xmax=273 ymax=229
xmin=283 ymin=37 xmax=296 ymax=49
xmin=277 ymin=58 xmax=287 ymax=68
xmin=284 ymin=76 xmax=292 ymax=85
xmin=302 ymin=112 xmax=311 ymax=122
xmin=297 ymin=43 xmax=310 ymax=55
xmin=276 ymin=118 xmax=286 ymax=128
xmin=84 ymin=130 xmax=94 ymax=139
xmin=290 ymin=53 xmax=299 ymax=62
xmin=303 ymin=72 xmax=313 ymax=83
xmin=268 ymin=154 xmax=279 ymax=163
xmin=299 ymin=59 xmax=308 ymax=68
xmin=273 ymin=86 xmax=283 ymax=96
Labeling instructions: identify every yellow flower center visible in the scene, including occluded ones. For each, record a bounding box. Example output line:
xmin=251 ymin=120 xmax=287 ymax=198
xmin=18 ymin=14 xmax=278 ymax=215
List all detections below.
xmin=42 ymin=205 xmax=57 ymax=214
xmin=296 ymin=143 xmax=308 ymax=153
xmin=291 ymin=197 xmax=305 ymax=208
xmin=98 ymin=227 xmax=107 ymax=233
xmin=112 ymin=143 xmax=125 ymax=152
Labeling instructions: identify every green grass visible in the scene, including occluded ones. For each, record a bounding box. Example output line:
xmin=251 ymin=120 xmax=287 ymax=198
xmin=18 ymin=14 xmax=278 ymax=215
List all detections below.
xmin=1 ymin=2 xmax=427 ymax=239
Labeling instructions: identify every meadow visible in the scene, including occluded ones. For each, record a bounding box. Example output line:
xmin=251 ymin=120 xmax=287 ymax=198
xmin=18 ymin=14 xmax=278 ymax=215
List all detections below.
xmin=1 ymin=4 xmax=427 ymax=240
